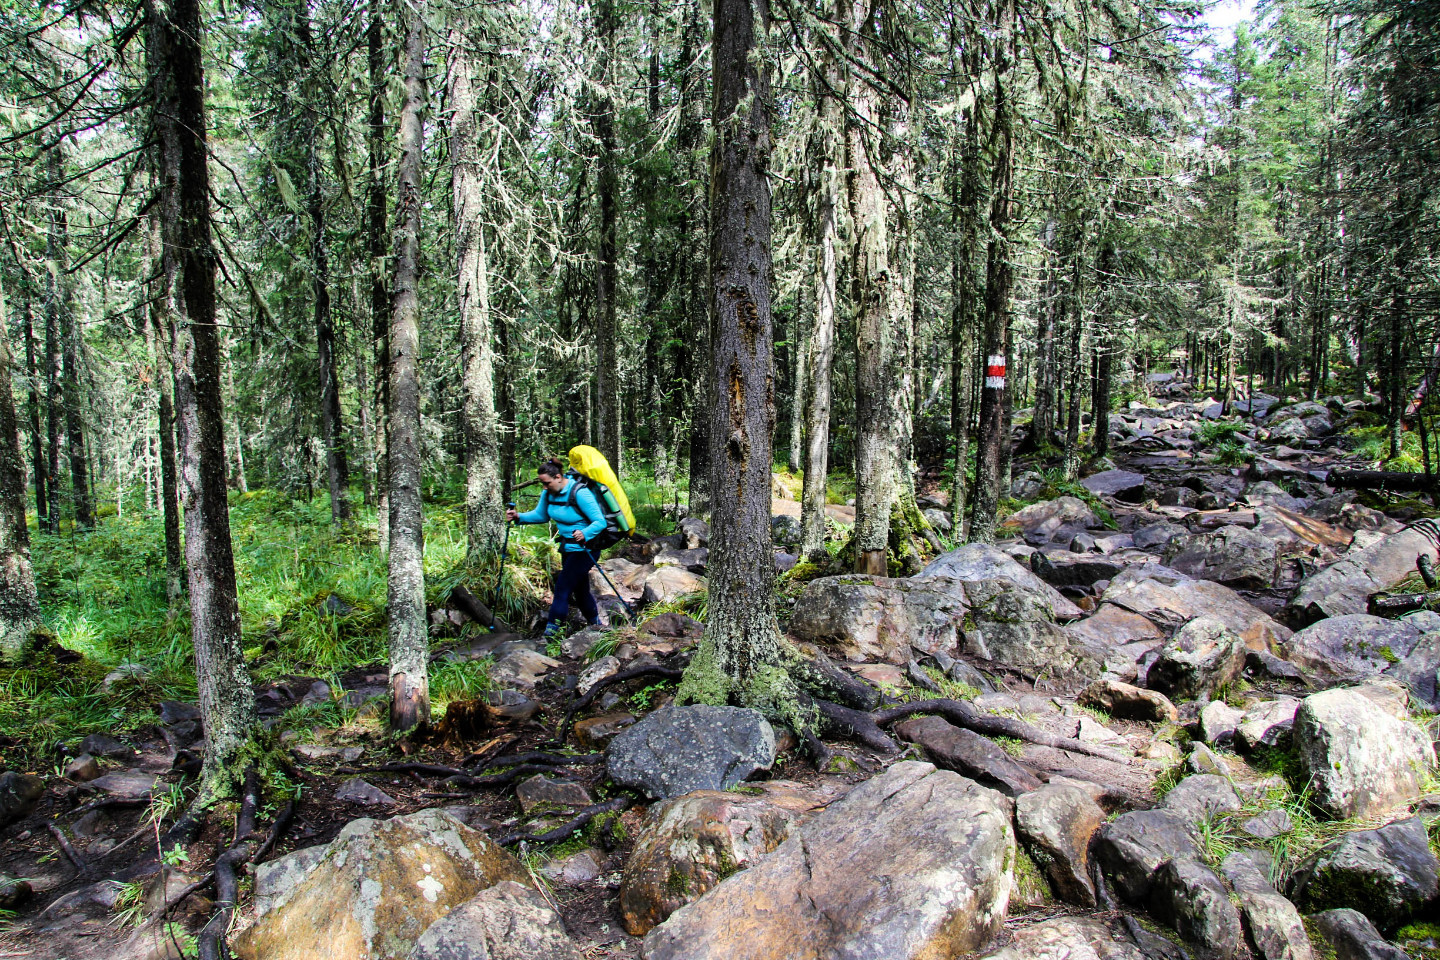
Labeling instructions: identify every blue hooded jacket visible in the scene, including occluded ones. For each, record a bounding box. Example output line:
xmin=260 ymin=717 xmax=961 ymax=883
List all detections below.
xmin=517 ymin=478 xmax=607 ymax=551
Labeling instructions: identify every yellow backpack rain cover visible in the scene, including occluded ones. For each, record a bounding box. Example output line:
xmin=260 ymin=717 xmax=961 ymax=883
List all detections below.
xmin=567 ymin=445 xmax=636 ymax=533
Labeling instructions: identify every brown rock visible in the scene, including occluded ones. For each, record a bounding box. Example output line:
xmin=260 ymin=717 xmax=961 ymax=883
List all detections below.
xmin=1078 ymin=678 xmax=1178 ymax=723
xmin=573 ymin=712 xmax=637 ymax=749
xmin=232 ymin=808 xmax=530 ymax=960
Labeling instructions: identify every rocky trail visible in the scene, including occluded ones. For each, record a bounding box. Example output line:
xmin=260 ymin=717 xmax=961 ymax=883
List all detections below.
xmin=6 ymin=380 xmax=1440 ymax=959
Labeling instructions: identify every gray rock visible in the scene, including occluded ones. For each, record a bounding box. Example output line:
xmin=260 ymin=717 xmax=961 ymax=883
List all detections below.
xmin=1384 ymin=630 xmax=1440 ymax=710
xmin=84 ymin=769 xmax=156 ymax=800
xmin=608 ymin=705 xmax=775 ymax=800
xmin=1010 ymin=471 xmax=1046 ymax=501
xmin=1159 ymin=487 xmax=1198 ymax=508
xmin=1081 ymin=470 xmax=1147 ymax=502
xmin=1147 ymin=617 xmax=1247 ymax=701
xmin=679 ymin=517 xmax=709 ymax=549
xmin=1291 ymin=817 xmax=1439 ymax=931
xmin=1221 ymin=851 xmax=1313 ymax=960
xmin=253 ymin=844 xmax=329 ymax=918
xmin=893 ymin=716 xmax=1042 ymax=797
xmin=515 ymin=776 xmax=592 ymax=814
xmin=1307 ymin=909 xmax=1409 ymax=960
xmin=1283 ymin=615 xmax=1424 ymax=684
xmin=334 ymin=777 xmax=396 ymax=806
xmin=962 ymin=579 xmax=1098 ymax=676
xmin=0 ymin=773 xmax=46 ymax=827
xmin=1241 ymin=809 xmax=1294 ymax=840
xmin=1159 ymin=774 xmax=1242 ymax=826
xmin=491 ymin=650 xmax=561 ymax=690
xmin=920 ymin=544 xmax=1085 ymax=620
xmin=0 ymin=874 xmax=31 ymax=910
xmin=1093 ymin=809 xmax=1201 ymax=904
xmin=1235 ymin=698 xmax=1301 ymax=752
xmin=78 ymin=733 xmax=134 ymax=758
xmin=1078 ymin=678 xmax=1178 ymax=723
xmin=1199 ymin=700 xmax=1245 ymax=745
xmin=1030 ymin=551 xmax=1125 ymax=588
xmin=64 ymin=753 xmax=101 ymax=782
xmin=640 ymin=761 xmax=1015 ymax=960
xmin=1149 ymin=858 xmax=1244 ymax=958
xmin=788 ymin=575 xmax=967 ymax=663
xmin=1006 ymin=496 xmax=1101 ymax=546
xmin=978 ymin=917 xmax=1145 ymax=960
xmin=1244 ymin=481 xmax=1305 ymax=512
xmin=1285 ymin=524 xmax=1440 ymax=627
xmin=577 ymin=656 xmax=621 ymax=695
xmin=1293 ymin=688 xmax=1434 ymax=819
xmin=1134 ymin=521 xmax=1187 ymax=552
xmin=1163 ymin=526 xmax=1278 ymax=589
xmin=1188 ymin=743 xmax=1232 ymax=777
xmin=409 ymin=880 xmax=583 ymax=960
xmin=1246 ymin=649 xmax=1307 ymax=681
xmin=1015 ymin=782 xmax=1106 ymax=907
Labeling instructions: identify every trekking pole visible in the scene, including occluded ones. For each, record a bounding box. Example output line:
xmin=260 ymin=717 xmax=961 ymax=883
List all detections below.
xmin=587 ymin=545 xmax=635 ymax=623
xmin=491 ymin=502 xmax=515 ymax=625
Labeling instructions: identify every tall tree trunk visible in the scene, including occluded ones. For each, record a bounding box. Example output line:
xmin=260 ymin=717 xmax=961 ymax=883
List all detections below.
xmin=968 ymin=0 xmax=1017 ymax=544
xmin=0 ymin=273 xmax=41 ymax=664
xmin=800 ymin=42 xmax=841 ymax=564
xmin=948 ymin=47 xmax=983 ymax=534
xmin=680 ymin=0 xmax=712 ymax=518
xmin=592 ymin=0 xmax=622 ymax=470
xmin=449 ymin=31 xmax=504 ymax=558
xmin=354 ymin=326 xmax=375 ymax=506
xmin=1091 ymin=241 xmax=1116 ymax=459
xmin=1030 ymin=215 xmax=1061 ymax=449
xmin=368 ymin=8 xmax=391 ymax=551
xmin=146 ymin=214 xmax=184 ymax=608
xmin=387 ymin=2 xmax=429 ymax=732
xmin=20 ymin=280 xmax=47 ymax=531
xmin=311 ymin=171 xmax=348 ymax=516
xmin=845 ymin=2 xmax=903 ymax=575
xmin=679 ymin=0 xmax=787 ymax=707
xmin=50 ymin=150 xmax=92 ymax=532
xmin=787 ymin=293 xmax=807 ymax=475
xmin=43 ymin=154 xmax=65 ymax=534
xmin=148 ymin=0 xmax=258 ymax=793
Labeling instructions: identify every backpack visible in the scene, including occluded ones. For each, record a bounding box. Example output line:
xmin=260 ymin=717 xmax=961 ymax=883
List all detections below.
xmin=551 ymin=445 xmax=635 ymax=550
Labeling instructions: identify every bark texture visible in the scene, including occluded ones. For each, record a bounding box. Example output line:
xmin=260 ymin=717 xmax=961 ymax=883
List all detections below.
xmin=146 ymin=213 xmax=184 ymax=607
xmin=449 ymin=31 xmax=504 ymax=558
xmin=0 ymin=276 xmax=42 ymax=664
xmin=149 ymin=0 xmax=258 ymax=791
xmin=679 ymin=0 xmax=790 ymax=710
xmin=387 ymin=3 xmax=430 ymax=732
xmin=592 ymin=0 xmax=622 ymax=471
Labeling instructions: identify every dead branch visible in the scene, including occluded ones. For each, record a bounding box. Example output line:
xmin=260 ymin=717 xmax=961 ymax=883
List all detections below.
xmin=492 ymin=796 xmax=631 ymax=847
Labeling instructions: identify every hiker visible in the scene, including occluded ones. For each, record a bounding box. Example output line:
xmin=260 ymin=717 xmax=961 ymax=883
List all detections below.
xmin=506 ymin=458 xmax=607 ymax=638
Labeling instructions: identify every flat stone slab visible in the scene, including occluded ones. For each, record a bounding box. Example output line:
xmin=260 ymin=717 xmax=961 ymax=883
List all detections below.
xmin=608 ymin=704 xmax=775 ymax=800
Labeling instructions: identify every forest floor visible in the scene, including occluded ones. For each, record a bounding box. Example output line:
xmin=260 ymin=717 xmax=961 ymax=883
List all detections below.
xmin=2 ymin=383 xmax=1439 ymax=959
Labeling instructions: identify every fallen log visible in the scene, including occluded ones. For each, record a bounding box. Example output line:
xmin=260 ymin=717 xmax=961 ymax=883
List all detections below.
xmin=449 ymin=584 xmax=510 ymax=633
xmin=1326 ymin=469 xmax=1440 ymax=494
xmin=1368 ymin=591 xmax=1440 ymax=616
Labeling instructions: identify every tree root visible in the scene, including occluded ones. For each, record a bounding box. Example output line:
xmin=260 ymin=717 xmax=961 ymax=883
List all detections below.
xmin=46 ymin=822 xmax=90 ymax=876
xmin=492 ymin=796 xmax=631 ymax=847
xmin=471 ymin=751 xmax=603 ymax=772
xmin=873 ymin=698 xmax=1134 ymax=764
xmin=556 ymin=664 xmax=686 ymax=745
xmin=445 ymin=763 xmax=580 ymax=791
xmin=803 ymin=696 xmax=1135 ymax=768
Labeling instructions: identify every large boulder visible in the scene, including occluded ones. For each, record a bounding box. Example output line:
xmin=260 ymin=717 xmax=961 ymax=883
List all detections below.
xmin=1385 ymin=628 xmax=1440 ymax=710
xmin=1290 ymin=817 xmax=1439 ymax=931
xmin=619 ymin=784 xmax=822 ymax=936
xmin=1292 ymin=688 xmax=1434 ymax=819
xmin=1064 ymin=604 xmax=1165 ymax=650
xmin=1081 ymin=470 xmax=1146 ymax=502
xmin=1284 ymin=523 xmax=1440 ymax=627
xmin=921 ymin=544 xmax=1083 ymax=620
xmin=1162 ymin=527 xmax=1278 ymax=589
xmin=1015 ymin=782 xmax=1107 ymax=907
xmin=642 ymin=565 xmax=706 ymax=604
xmin=962 ymin=579 xmax=1101 ymax=677
xmin=607 ymin=705 xmax=775 ymax=800
xmin=1004 ymin=497 xmax=1101 ymax=546
xmin=1307 ymin=909 xmax=1409 ymax=960
xmin=408 ymin=881 xmax=582 ymax=960
xmin=1100 ymin=566 xmax=1291 ymax=650
xmin=1093 ymin=809 xmax=1201 ymax=905
xmin=1078 ymin=678 xmax=1177 ymax=723
xmin=232 ymin=809 xmax=531 ymax=960
xmin=788 ymin=575 xmax=967 ymax=663
xmin=1282 ymin=615 xmax=1425 ymax=684
xmin=1158 ymin=774 xmax=1242 ymax=826
xmin=1146 ymin=617 xmax=1247 ymax=701
xmin=640 ymin=761 xmax=1015 ymax=960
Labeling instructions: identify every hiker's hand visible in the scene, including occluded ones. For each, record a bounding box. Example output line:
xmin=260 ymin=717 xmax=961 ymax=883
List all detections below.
xmin=571 ymin=530 xmax=586 ymax=543
xmin=506 ymin=508 xmax=518 ymax=523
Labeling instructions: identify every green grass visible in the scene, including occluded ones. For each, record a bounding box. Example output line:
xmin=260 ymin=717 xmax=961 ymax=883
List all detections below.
xmin=1345 ymin=422 xmax=1426 ymax=471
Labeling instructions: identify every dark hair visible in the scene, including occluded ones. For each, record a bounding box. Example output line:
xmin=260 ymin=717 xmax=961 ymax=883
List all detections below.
xmin=538 ymin=459 xmax=564 ymax=478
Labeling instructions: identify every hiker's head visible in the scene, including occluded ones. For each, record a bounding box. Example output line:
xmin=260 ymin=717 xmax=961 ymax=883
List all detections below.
xmin=537 ymin=459 xmax=566 ymax=492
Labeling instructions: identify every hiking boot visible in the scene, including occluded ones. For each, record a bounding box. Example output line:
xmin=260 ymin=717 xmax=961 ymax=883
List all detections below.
xmin=542 ymin=622 xmax=564 ymax=641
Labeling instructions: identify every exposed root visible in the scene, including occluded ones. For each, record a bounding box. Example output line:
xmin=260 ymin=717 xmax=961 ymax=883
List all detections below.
xmin=492 ymin=796 xmax=632 ymax=847
xmin=556 ymin=663 xmax=687 ymax=745
xmin=873 ymin=698 xmax=1134 ymax=765
xmin=46 ymin=821 xmax=90 ymax=876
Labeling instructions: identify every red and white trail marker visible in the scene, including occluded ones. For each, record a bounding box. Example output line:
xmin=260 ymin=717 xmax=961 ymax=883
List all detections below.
xmin=985 ymin=354 xmax=1006 ymax=390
